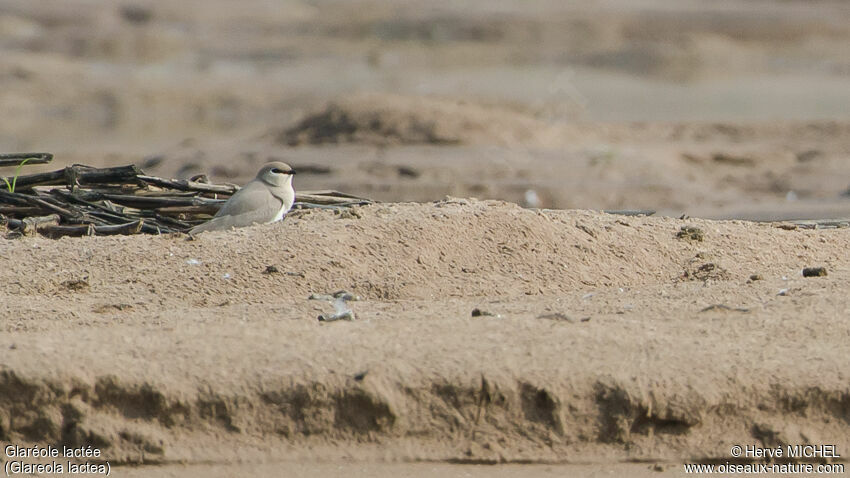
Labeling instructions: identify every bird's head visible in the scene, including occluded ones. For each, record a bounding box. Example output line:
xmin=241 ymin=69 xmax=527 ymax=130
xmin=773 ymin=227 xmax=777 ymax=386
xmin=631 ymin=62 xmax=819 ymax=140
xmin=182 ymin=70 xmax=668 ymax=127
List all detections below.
xmin=257 ymin=161 xmax=296 ymax=188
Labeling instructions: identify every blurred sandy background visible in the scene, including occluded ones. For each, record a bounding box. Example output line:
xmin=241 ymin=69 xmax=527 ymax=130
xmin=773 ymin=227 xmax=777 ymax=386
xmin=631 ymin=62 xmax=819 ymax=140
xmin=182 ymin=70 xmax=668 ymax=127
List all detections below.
xmin=2 ymin=0 xmax=849 ymax=218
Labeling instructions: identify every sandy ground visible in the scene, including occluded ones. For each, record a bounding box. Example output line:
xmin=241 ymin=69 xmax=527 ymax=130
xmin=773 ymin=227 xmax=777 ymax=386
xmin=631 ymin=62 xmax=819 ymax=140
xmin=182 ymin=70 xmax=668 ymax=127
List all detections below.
xmin=2 ymin=201 xmax=850 ymax=476
xmin=2 ymin=0 xmax=850 ymax=476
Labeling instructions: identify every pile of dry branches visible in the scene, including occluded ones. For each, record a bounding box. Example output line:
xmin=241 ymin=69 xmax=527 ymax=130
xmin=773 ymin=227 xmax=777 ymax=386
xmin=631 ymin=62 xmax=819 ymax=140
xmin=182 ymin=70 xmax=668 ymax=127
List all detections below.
xmin=0 ymin=153 xmax=370 ymax=238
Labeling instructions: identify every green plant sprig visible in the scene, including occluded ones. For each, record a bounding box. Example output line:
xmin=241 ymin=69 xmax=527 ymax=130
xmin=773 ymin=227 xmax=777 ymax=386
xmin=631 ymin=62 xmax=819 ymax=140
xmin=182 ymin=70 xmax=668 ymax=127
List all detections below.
xmin=2 ymin=157 xmax=34 ymax=193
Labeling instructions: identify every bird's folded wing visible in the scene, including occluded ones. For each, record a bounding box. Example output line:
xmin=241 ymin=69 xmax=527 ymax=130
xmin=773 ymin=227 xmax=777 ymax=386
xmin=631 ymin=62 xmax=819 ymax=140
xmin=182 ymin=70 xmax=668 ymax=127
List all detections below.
xmin=191 ymin=182 xmax=283 ymax=233
xmin=216 ymin=181 xmax=282 ymax=217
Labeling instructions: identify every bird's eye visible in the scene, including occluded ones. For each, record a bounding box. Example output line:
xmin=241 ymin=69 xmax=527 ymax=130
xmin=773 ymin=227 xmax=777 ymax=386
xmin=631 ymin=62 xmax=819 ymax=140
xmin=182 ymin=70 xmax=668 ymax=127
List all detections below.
xmin=271 ymin=168 xmax=282 ymax=174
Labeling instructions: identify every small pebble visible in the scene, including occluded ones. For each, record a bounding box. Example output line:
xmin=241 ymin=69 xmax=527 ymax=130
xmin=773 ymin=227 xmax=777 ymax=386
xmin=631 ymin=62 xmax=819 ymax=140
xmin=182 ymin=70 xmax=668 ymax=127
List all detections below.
xmin=747 ymin=273 xmax=763 ymax=284
xmin=676 ymin=225 xmax=704 ymax=242
xmin=802 ymin=267 xmax=827 ymax=277
xmin=471 ymin=308 xmax=498 ymax=318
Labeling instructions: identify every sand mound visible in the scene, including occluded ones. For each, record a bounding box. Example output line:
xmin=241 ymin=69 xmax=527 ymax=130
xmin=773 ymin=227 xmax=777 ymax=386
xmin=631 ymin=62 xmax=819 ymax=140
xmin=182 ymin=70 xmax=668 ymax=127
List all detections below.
xmin=278 ymin=95 xmax=551 ymax=147
xmin=1 ymin=200 xmax=849 ymax=467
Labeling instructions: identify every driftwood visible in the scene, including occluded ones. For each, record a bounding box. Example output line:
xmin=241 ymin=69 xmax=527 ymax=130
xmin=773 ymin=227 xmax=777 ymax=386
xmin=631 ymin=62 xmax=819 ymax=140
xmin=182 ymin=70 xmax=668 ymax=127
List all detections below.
xmin=788 ymin=220 xmax=850 ymax=230
xmin=156 ymin=205 xmax=222 ymax=216
xmin=295 ymin=192 xmax=372 ymax=206
xmin=137 ymin=175 xmax=238 ymax=195
xmin=603 ymin=209 xmax=656 ymax=217
xmin=0 ymin=206 xmax=43 ymax=216
xmin=7 ymin=165 xmax=143 ymax=190
xmin=0 ymin=153 xmax=54 ymax=167
xmin=36 ymin=221 xmax=146 ymax=238
xmin=1 ymin=214 xmax=61 ymax=236
xmin=0 ymin=156 xmax=373 ymax=238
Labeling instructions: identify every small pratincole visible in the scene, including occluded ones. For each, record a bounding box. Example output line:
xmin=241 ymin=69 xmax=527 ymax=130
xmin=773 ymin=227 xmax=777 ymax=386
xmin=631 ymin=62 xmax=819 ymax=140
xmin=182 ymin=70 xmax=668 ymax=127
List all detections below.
xmin=190 ymin=162 xmax=296 ymax=234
